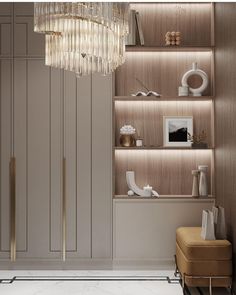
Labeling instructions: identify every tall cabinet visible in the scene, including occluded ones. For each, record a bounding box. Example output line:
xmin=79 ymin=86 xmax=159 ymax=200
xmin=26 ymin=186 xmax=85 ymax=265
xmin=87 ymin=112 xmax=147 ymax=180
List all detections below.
xmin=0 ymin=3 xmax=112 ymax=266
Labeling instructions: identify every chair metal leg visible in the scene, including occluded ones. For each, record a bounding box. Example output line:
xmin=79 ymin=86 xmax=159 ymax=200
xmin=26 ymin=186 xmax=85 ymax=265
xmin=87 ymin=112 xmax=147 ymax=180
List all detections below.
xmin=182 ymin=273 xmax=185 ymax=289
xmin=229 ymin=285 xmax=234 ymax=295
xmin=174 ymin=255 xmax=180 ymax=277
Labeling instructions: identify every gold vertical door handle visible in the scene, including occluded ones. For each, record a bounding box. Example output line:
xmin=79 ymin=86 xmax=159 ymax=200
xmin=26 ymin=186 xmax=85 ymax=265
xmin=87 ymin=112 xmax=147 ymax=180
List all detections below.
xmin=62 ymin=158 xmax=66 ymax=261
xmin=10 ymin=157 xmax=16 ymax=262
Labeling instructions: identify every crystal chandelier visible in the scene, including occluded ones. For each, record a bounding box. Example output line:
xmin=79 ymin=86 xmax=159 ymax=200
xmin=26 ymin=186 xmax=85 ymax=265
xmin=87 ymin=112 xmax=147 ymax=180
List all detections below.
xmin=34 ymin=2 xmax=130 ymax=77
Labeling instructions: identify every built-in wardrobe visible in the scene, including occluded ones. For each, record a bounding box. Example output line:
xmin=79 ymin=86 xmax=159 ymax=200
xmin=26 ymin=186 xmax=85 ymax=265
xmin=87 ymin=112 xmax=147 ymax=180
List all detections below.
xmin=0 ymin=3 xmax=112 ymax=267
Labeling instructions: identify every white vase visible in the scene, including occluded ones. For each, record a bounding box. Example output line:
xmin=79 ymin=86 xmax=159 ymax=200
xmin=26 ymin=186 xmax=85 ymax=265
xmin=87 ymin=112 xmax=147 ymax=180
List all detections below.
xmin=198 ymin=165 xmax=208 ymax=196
xmin=181 ymin=62 xmax=209 ymax=96
xmin=192 ymin=170 xmax=199 ymax=197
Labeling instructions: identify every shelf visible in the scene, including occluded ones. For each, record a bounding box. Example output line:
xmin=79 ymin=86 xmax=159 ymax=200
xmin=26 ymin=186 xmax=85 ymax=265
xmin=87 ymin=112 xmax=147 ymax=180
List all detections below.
xmin=114 ymin=195 xmax=215 ymax=201
xmin=125 ymin=46 xmax=214 ymax=52
xmin=114 ymin=96 xmax=214 ymax=101
xmin=115 ymin=146 xmax=214 ymax=150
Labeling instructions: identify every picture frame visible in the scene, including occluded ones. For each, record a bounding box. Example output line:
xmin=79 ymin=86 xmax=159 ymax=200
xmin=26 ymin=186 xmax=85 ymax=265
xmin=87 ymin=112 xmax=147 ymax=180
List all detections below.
xmin=163 ymin=116 xmax=193 ymax=147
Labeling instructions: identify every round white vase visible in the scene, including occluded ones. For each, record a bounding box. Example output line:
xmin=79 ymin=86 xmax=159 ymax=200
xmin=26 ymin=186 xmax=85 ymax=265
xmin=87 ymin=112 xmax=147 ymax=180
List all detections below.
xmin=181 ymin=62 xmax=209 ymax=96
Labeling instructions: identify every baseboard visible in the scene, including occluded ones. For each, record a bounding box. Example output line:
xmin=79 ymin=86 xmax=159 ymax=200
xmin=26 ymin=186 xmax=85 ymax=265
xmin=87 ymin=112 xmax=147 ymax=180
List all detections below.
xmin=0 ymin=258 xmax=175 ymax=270
xmin=112 ymin=259 xmax=175 ymax=270
xmin=0 ymin=259 xmax=113 ymax=270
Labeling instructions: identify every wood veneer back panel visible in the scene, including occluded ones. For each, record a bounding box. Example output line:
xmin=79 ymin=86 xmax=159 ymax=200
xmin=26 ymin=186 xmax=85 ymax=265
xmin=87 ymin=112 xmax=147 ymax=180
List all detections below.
xmin=131 ymin=3 xmax=212 ymax=47
xmin=115 ymin=52 xmax=212 ymax=96
xmin=115 ymin=150 xmax=212 ymax=195
xmin=115 ymin=101 xmax=212 ymax=147
xmin=215 ymin=3 xmax=236 ymax=291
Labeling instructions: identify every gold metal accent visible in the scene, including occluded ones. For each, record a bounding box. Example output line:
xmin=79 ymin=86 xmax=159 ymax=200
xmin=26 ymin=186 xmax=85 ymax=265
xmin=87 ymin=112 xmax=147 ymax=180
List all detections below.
xmin=62 ymin=158 xmax=66 ymax=261
xmin=10 ymin=157 xmax=16 ymax=262
xmin=176 ymin=255 xmax=231 ymax=295
xmin=181 ymin=274 xmax=231 ymax=295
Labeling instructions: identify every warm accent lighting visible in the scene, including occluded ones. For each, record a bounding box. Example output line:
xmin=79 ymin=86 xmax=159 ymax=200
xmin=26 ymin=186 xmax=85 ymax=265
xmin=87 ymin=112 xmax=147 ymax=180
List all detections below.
xmin=34 ymin=2 xmax=129 ymax=77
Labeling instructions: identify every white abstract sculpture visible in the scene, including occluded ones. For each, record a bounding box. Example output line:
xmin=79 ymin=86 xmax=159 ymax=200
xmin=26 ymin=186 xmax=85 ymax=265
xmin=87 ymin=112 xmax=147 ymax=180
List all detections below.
xmin=192 ymin=170 xmax=200 ymax=197
xmin=126 ymin=171 xmax=159 ymax=197
xmin=181 ymin=62 xmax=208 ymax=96
xmin=198 ymin=165 xmax=208 ymax=196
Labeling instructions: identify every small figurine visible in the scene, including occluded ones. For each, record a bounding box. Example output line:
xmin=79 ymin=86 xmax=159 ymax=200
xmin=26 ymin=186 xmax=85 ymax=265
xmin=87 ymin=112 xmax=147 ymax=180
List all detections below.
xmin=131 ymin=78 xmax=161 ymax=97
xmin=165 ymin=31 xmax=181 ymax=46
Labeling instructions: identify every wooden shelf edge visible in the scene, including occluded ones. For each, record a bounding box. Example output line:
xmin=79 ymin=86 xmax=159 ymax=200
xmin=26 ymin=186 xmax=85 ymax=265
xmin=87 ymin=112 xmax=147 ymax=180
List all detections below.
xmin=114 ymin=96 xmax=214 ymax=101
xmin=114 ymin=147 xmax=214 ymax=150
xmin=125 ymin=46 xmax=214 ymax=52
xmin=114 ymin=195 xmax=215 ymax=200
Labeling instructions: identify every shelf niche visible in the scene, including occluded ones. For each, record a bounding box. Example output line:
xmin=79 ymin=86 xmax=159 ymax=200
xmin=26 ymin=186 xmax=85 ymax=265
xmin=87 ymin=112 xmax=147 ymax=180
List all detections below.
xmin=115 ymin=51 xmax=213 ymax=97
xmin=129 ymin=3 xmax=213 ymax=47
xmin=115 ymin=100 xmax=213 ymax=148
xmin=115 ymin=149 xmax=212 ymax=196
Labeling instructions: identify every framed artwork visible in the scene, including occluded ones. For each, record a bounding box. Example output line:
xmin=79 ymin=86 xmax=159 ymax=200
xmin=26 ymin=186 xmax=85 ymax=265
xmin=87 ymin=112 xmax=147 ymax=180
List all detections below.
xmin=163 ymin=116 xmax=193 ymax=147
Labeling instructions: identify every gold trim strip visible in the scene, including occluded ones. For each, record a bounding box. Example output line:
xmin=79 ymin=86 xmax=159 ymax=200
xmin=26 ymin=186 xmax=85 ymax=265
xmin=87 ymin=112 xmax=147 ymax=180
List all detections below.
xmin=10 ymin=157 xmax=16 ymax=262
xmin=62 ymin=158 xmax=66 ymax=261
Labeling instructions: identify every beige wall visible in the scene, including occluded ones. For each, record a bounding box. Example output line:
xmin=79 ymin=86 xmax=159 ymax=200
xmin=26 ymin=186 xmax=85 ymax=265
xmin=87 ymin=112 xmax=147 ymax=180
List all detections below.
xmin=215 ymin=3 xmax=236 ymax=291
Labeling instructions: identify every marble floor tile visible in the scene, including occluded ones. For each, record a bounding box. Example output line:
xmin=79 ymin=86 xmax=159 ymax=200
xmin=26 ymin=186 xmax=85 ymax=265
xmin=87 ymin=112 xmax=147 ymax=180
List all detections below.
xmin=0 ymin=270 xmax=231 ymax=295
xmin=0 ymin=270 xmax=182 ymax=295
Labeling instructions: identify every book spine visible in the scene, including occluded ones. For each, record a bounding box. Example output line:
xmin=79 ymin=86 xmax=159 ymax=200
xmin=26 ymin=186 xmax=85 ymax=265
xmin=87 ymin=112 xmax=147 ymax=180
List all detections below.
xmin=126 ymin=9 xmax=137 ymax=46
xmin=135 ymin=11 xmax=145 ymax=46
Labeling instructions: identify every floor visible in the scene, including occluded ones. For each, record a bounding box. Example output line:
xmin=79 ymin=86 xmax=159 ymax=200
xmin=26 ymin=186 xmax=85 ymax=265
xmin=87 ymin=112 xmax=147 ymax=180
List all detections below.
xmin=0 ymin=270 xmax=231 ymax=295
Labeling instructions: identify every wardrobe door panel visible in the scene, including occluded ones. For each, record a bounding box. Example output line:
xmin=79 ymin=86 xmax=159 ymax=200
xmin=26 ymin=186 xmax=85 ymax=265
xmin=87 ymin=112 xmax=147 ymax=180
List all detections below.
xmin=0 ymin=3 xmax=12 ymax=16
xmin=14 ymin=16 xmax=44 ymax=57
xmin=26 ymin=60 xmax=51 ymax=258
xmin=14 ymin=2 xmax=34 ymax=16
xmin=76 ymin=75 xmax=92 ymax=258
xmin=14 ymin=60 xmax=64 ymax=259
xmin=14 ymin=60 xmax=28 ymax=252
xmin=92 ymin=73 xmax=112 ymax=258
xmin=0 ymin=16 xmax=12 ymax=57
xmin=0 ymin=60 xmax=12 ymax=256
xmin=0 ymin=3 xmax=12 ymax=57
xmin=50 ymin=68 xmax=62 ymax=254
xmin=64 ymin=71 xmax=77 ymax=252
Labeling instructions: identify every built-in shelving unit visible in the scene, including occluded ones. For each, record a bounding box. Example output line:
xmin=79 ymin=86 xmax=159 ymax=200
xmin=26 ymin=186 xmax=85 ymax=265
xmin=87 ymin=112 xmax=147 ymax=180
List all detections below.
xmin=113 ymin=2 xmax=215 ymax=200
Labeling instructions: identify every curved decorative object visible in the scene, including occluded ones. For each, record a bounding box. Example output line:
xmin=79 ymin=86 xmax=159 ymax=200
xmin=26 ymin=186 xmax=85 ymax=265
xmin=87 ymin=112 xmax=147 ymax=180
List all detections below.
xmin=181 ymin=62 xmax=208 ymax=96
xmin=126 ymin=171 xmax=159 ymax=197
xmin=152 ymin=190 xmax=159 ymax=197
xmin=126 ymin=171 xmax=150 ymax=197
xmin=128 ymin=190 xmax=135 ymax=196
